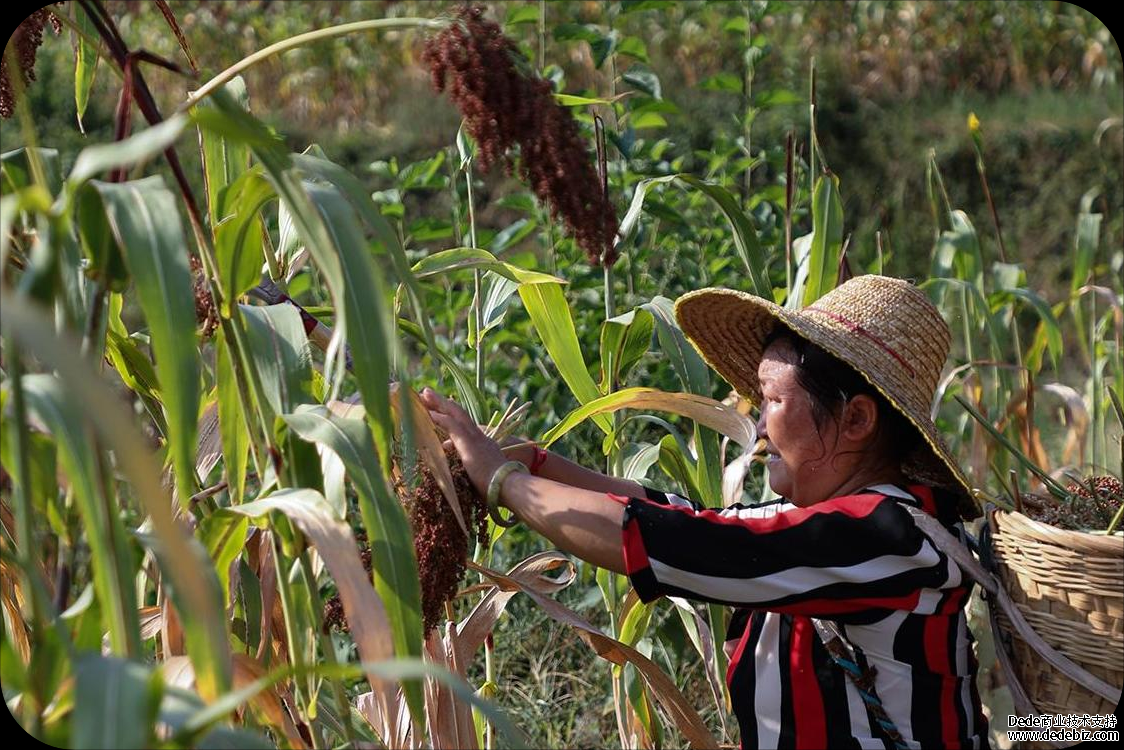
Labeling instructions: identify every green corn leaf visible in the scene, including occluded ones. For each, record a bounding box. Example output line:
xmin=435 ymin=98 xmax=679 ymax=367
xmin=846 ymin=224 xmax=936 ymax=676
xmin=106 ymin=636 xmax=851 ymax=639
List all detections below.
xmin=2 ymin=296 xmax=231 ymax=700
xmin=599 ymin=307 xmax=655 ymax=394
xmin=931 ymin=210 xmax=985 ymax=289
xmin=104 ymin=329 xmax=168 ymax=439
xmin=75 ymin=185 xmax=129 ymax=290
xmin=411 ymin=246 xmax=562 ymax=285
xmin=196 ymin=77 xmax=252 ymax=228
xmin=67 ymin=117 xmax=187 ymax=189
xmin=198 ymin=513 xmax=250 ymax=607
xmin=1 ymin=146 xmax=63 ymax=196
xmin=658 ymin=433 xmax=704 ymax=502
xmin=803 ymin=173 xmax=844 ymax=306
xmin=91 ymin=176 xmax=200 ymax=504
xmin=22 ymin=374 xmax=141 ymax=658
xmin=240 ymin=302 xmax=312 ymax=417
xmin=303 ymin=181 xmax=396 ymax=468
xmin=74 ymin=4 xmax=101 ymax=132
xmin=74 ymin=655 xmax=163 ymax=750
xmin=554 ymin=93 xmax=614 ymax=107
xmin=214 ymin=168 xmax=275 ymax=315
xmin=0 ymin=424 xmax=59 ymax=535
xmin=785 ymin=232 xmax=814 ymax=310
xmin=617 ymin=595 xmax=654 ymax=648
xmin=477 ymin=271 xmax=519 ymax=347
xmin=994 ymin=288 xmax=1063 ymax=371
xmin=621 ymin=442 xmax=661 ymax=481
xmin=281 ymin=405 xmax=425 ymax=723
xmin=1072 ymin=205 xmax=1101 ymax=297
xmin=641 ymin=296 xmax=711 ymax=394
xmin=290 ymin=151 xmax=440 ymax=406
xmin=519 ymin=282 xmax=613 ymax=435
xmin=216 ymin=334 xmax=249 ymax=504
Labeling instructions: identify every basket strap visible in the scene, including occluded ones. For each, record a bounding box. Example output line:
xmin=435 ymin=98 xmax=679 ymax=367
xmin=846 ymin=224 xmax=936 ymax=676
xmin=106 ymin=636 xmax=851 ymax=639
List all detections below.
xmin=897 ymin=503 xmax=1119 ymax=702
xmin=811 ymin=618 xmax=909 ymax=749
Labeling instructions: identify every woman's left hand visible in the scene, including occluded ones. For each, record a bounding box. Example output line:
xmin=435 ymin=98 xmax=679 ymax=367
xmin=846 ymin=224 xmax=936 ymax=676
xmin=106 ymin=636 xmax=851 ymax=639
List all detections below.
xmin=420 ymin=387 xmax=508 ymax=496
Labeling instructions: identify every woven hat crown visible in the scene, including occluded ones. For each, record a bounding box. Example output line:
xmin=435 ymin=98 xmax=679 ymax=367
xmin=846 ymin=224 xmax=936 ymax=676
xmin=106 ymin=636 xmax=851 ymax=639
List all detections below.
xmin=674 ymin=274 xmax=979 ymax=519
xmin=795 ymin=276 xmax=951 ymax=415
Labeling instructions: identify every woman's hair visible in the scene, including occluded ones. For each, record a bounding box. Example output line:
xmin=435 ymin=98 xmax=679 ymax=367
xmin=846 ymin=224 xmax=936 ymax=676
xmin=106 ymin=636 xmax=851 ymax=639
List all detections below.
xmin=762 ymin=326 xmax=922 ymax=463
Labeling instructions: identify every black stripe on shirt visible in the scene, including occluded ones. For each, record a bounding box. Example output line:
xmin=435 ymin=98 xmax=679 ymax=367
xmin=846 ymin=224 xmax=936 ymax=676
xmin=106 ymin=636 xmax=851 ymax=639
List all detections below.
xmin=626 ymin=495 xmax=930 ymax=580
xmin=777 ymin=615 xmax=796 ymax=749
xmin=730 ymin=611 xmax=764 ymax=750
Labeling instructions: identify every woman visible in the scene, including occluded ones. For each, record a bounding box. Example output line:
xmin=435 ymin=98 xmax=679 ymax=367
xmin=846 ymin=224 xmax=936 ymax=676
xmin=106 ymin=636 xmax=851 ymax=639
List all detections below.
xmin=422 ymin=275 xmax=989 ymax=749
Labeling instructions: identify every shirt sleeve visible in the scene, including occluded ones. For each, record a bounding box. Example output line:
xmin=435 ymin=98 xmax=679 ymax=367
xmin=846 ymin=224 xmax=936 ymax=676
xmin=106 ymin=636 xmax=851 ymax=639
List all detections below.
xmin=621 ymin=491 xmax=953 ymax=617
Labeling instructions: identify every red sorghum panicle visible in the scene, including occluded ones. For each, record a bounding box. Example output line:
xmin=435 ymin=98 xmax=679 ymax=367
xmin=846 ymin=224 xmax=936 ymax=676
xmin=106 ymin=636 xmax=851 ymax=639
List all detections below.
xmin=323 ymin=452 xmax=488 ymax=635
xmin=404 ymin=447 xmax=488 ymax=632
xmin=1 ymin=8 xmax=62 ymax=119
xmin=421 ymin=5 xmax=619 ymax=266
xmin=322 ymin=531 xmax=374 ymax=634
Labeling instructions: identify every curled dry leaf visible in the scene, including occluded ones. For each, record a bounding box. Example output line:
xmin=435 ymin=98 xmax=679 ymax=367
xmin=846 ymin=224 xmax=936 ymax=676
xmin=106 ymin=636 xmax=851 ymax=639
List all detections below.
xmin=161 ymin=654 xmax=307 ymax=749
xmin=467 ymin=560 xmax=719 ymax=749
xmin=390 ymin=384 xmax=468 ymax=538
xmin=226 ymin=489 xmax=399 ymax=741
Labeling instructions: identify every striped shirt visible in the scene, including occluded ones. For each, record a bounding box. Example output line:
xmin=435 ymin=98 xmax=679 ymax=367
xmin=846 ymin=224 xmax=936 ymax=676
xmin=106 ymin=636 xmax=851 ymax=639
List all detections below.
xmin=620 ymin=483 xmax=988 ymax=749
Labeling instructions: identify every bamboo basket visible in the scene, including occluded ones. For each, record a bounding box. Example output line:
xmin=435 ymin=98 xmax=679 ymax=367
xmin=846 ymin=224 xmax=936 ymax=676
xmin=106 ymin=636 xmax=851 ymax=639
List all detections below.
xmin=987 ymin=508 xmax=1124 ymax=717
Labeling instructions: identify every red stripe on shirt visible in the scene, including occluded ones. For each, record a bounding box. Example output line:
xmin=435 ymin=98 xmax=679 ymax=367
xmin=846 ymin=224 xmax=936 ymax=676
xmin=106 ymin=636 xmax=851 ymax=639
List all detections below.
xmin=650 ymin=492 xmax=889 ymax=533
xmin=772 ymin=589 xmax=922 ymax=616
xmin=910 ymin=484 xmax=938 ymax=516
xmin=726 ymin=620 xmax=752 ymax=686
xmin=791 ymin=617 xmax=827 ymax=749
xmin=924 ymin=591 xmax=962 ymax=745
xmin=622 ymin=514 xmax=649 ymax=576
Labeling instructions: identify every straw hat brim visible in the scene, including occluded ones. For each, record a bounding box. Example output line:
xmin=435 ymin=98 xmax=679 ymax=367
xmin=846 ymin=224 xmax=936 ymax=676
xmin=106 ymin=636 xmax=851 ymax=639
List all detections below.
xmin=674 ymin=288 xmax=979 ymax=520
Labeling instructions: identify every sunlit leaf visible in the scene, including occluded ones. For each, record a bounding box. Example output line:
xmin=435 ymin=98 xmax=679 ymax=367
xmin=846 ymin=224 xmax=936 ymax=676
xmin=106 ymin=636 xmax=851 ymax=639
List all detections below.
xmin=92 ymin=176 xmax=200 ymax=503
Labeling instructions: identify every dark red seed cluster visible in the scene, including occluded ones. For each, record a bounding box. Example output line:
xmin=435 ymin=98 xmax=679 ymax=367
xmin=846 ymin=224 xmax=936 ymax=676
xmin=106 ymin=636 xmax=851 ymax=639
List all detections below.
xmin=421 ymin=5 xmax=619 ymax=266
xmin=323 ymin=450 xmax=488 ymax=635
xmin=1 ymin=8 xmax=62 ymax=120
xmin=1022 ymin=476 xmax=1122 ymax=531
xmin=189 ymin=255 xmax=219 ymax=339
xmin=404 ymin=447 xmax=488 ymax=632
xmin=322 ymin=531 xmax=374 ymax=634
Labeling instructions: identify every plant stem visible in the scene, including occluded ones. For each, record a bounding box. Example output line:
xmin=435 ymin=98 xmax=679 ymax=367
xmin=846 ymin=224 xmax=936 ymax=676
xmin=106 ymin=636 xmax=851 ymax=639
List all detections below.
xmin=538 ymin=0 xmax=546 ymax=71
xmin=972 ymin=143 xmax=1009 ymax=263
xmin=1106 ymin=498 xmax=1124 ymax=535
xmin=271 ymin=534 xmax=316 ymax=747
xmin=179 ymin=18 xmax=446 ymax=113
xmin=2 ymin=337 xmax=48 ymax=735
xmin=299 ymin=551 xmax=358 ymax=750
xmin=784 ymin=131 xmax=794 ymax=297
xmin=809 ymin=57 xmax=817 ymax=190
xmin=743 ymin=2 xmax=753 ymax=202
xmin=956 ymin=394 xmax=1069 ymax=499
xmin=464 ymin=164 xmax=486 ymax=394
xmin=80 ymin=281 xmax=108 ymax=363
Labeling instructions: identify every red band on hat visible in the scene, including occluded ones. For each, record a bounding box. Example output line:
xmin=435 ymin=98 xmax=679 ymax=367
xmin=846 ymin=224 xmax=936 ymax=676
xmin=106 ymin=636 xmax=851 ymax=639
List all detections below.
xmin=804 ymin=306 xmax=916 ymax=378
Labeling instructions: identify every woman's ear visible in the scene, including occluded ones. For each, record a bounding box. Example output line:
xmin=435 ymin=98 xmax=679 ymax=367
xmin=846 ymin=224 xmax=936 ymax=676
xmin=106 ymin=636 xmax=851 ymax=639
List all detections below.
xmin=841 ymin=394 xmax=880 ymax=445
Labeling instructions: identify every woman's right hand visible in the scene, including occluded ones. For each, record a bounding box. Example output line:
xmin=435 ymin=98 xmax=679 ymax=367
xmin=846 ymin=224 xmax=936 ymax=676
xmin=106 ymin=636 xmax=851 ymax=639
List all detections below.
xmin=420 ymin=387 xmax=509 ymax=497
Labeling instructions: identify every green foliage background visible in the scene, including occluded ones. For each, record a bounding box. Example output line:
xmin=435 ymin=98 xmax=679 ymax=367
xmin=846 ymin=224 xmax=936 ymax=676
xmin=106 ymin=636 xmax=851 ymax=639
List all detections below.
xmin=2 ymin=2 xmax=1121 ymax=748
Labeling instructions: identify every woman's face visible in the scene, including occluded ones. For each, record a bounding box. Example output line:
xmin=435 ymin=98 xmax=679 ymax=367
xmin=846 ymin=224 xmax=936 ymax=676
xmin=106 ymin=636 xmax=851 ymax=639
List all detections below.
xmin=755 ymin=339 xmax=845 ymax=506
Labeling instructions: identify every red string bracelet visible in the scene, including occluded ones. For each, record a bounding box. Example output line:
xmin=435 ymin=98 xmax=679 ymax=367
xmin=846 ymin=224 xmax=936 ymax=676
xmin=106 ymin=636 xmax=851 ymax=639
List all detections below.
xmin=529 ymin=447 xmax=549 ymax=475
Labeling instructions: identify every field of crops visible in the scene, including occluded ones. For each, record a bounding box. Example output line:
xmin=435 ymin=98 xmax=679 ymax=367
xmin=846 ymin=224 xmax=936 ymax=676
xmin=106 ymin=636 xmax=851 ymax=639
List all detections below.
xmin=1 ymin=2 xmax=1121 ymax=747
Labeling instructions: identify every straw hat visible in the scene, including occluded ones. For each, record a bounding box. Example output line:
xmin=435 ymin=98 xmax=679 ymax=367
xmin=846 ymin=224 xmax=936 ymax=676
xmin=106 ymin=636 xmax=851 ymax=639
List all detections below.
xmin=675 ymin=275 xmax=979 ymax=520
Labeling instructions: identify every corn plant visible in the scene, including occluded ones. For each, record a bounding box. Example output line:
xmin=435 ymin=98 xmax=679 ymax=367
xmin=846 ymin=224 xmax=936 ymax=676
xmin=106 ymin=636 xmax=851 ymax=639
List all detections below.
xmin=3 ymin=3 xmax=1120 ymax=749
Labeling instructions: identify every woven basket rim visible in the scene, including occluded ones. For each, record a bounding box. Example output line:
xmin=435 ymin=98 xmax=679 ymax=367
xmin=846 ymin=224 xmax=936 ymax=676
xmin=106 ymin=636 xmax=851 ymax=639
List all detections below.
xmin=990 ymin=508 xmax=1124 ymax=555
